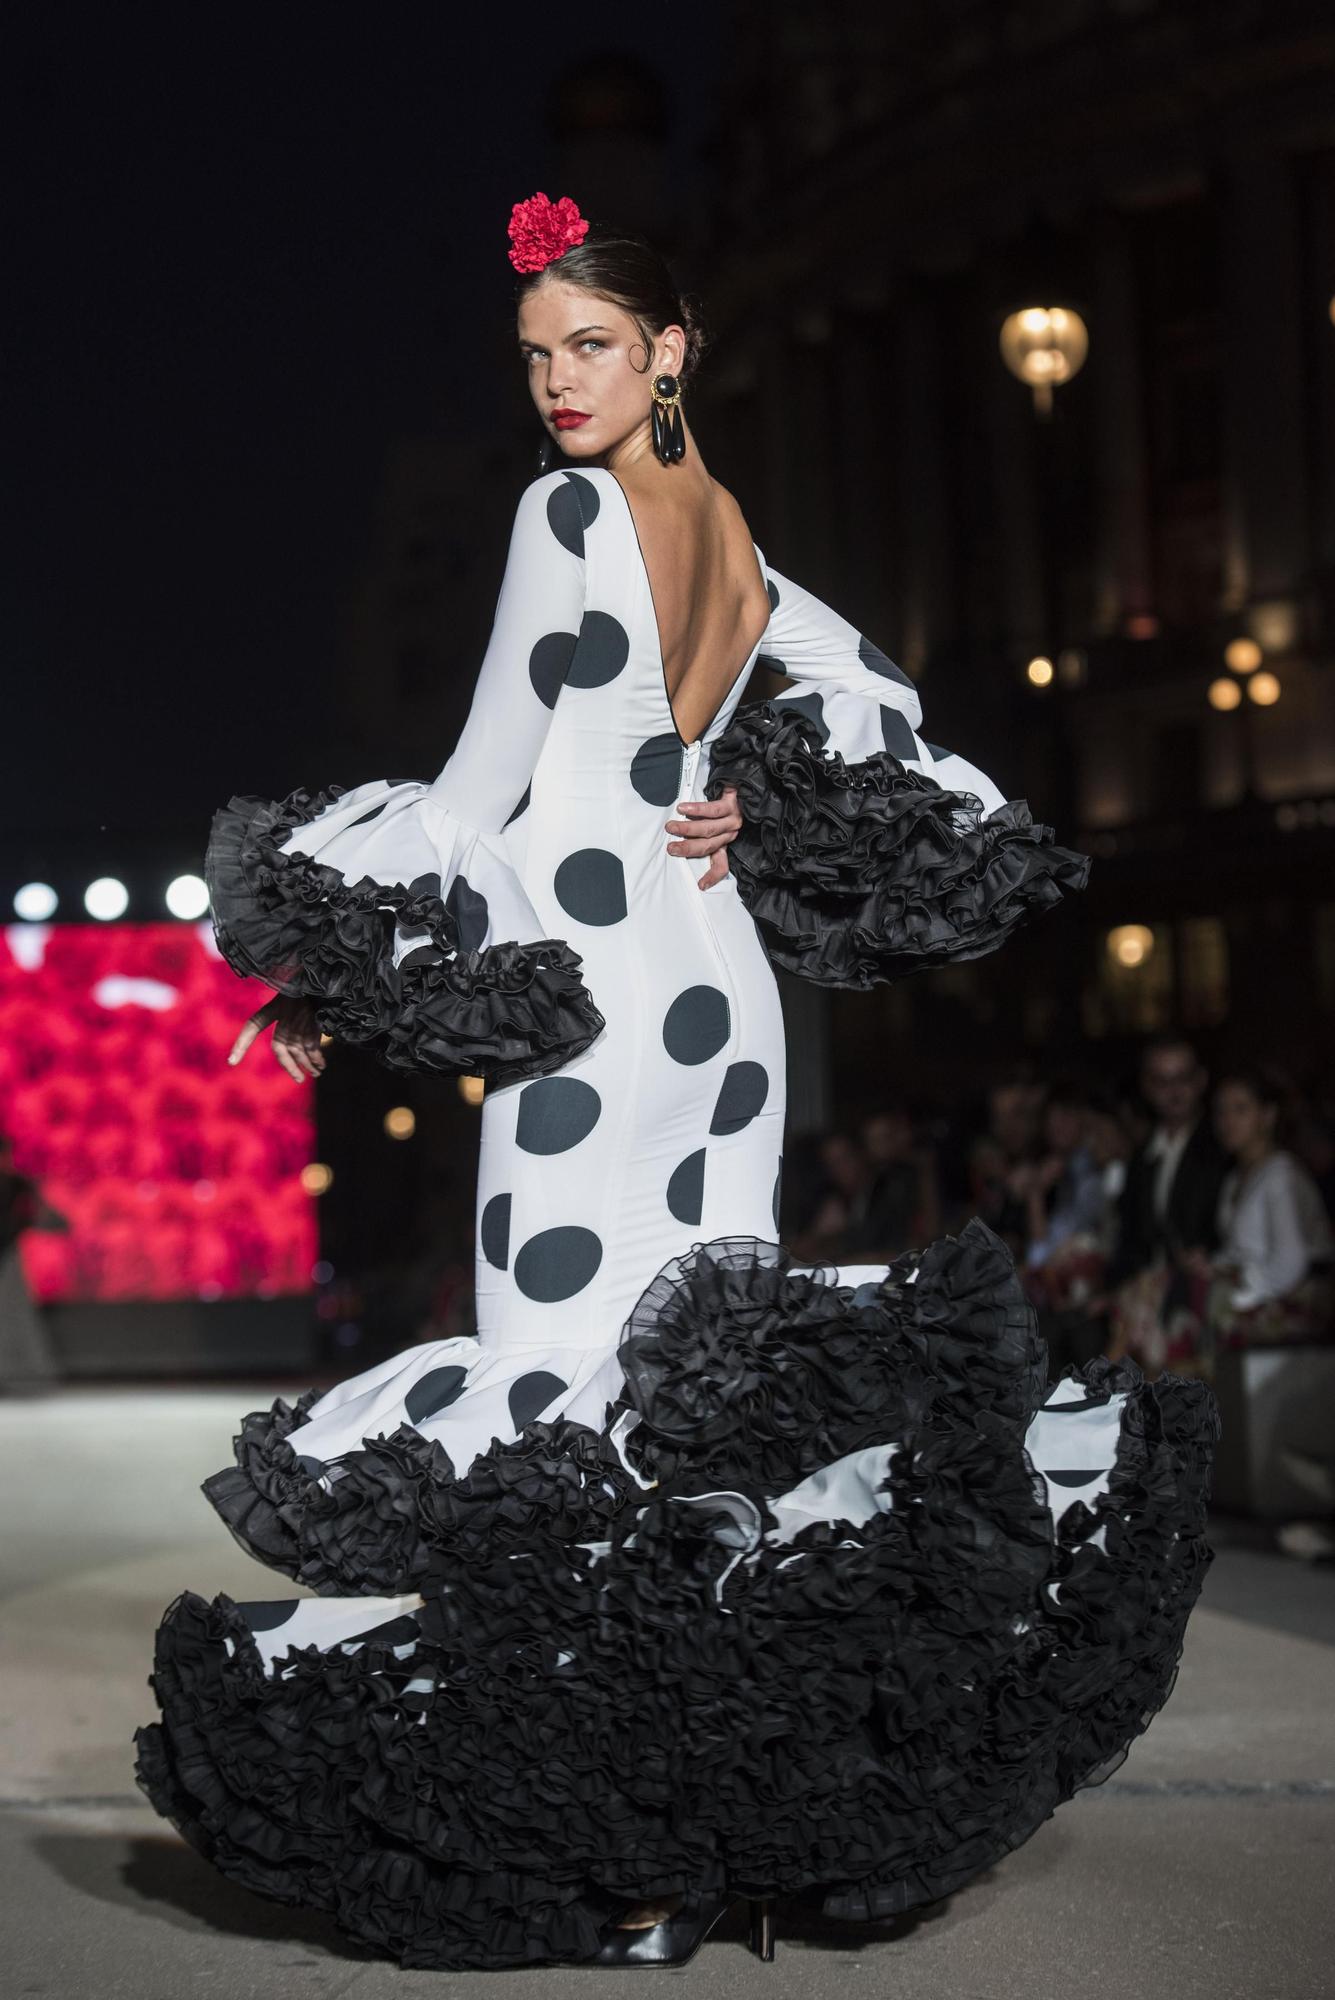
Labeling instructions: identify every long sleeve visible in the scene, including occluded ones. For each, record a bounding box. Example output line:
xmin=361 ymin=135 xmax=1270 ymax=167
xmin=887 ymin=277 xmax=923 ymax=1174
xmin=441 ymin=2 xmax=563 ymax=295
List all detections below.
xmin=706 ymin=557 xmax=1090 ymax=989
xmin=428 ymin=470 xmax=587 ymax=834
xmin=203 ymin=472 xmax=605 ymax=1085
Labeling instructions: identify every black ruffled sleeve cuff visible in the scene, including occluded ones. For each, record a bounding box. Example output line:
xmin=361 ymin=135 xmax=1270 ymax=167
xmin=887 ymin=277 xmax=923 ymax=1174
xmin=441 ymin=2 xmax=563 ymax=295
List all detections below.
xmin=706 ymin=702 xmax=1091 ymax=989
xmin=205 ymin=783 xmax=605 ymax=1087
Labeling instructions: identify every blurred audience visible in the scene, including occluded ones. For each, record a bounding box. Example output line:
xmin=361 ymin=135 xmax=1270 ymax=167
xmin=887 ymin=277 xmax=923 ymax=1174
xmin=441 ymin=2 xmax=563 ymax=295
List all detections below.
xmin=1185 ymin=1066 xmax=1334 ymax=1352
xmin=1103 ymin=1037 xmax=1231 ymax=1375
xmin=0 ymin=1131 xmax=70 ymax=1394
xmin=778 ymin=1039 xmax=1332 ymax=1390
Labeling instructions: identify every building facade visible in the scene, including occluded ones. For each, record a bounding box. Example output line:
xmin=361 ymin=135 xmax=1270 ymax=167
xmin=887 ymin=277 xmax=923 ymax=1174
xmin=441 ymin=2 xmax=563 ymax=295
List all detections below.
xmin=688 ymin=0 xmax=1335 ymax=1115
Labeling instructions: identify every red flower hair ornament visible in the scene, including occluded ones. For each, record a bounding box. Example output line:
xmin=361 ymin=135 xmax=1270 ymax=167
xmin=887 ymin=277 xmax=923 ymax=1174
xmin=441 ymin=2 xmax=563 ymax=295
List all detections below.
xmin=507 ymin=192 xmax=589 ymax=273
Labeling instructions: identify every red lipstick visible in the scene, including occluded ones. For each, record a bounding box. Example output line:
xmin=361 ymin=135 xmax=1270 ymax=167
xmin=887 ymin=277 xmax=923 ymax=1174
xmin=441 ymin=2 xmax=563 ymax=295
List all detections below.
xmin=553 ymin=410 xmax=591 ymax=430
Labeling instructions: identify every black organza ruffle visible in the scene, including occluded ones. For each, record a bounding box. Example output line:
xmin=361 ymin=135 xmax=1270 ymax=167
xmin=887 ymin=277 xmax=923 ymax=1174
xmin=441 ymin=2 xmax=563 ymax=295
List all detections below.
xmin=204 ymin=788 xmax=605 ymax=1086
xmin=136 ymin=1221 xmax=1218 ymax=1968
xmin=705 ymin=703 xmax=1092 ymax=989
xmin=202 ymin=1400 xmax=644 ymax=1598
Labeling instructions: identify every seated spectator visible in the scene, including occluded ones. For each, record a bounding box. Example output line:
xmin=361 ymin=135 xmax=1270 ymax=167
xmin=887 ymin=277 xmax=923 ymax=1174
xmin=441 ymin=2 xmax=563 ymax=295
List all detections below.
xmin=1017 ymin=1083 xmax=1111 ymax=1313
xmin=854 ymin=1104 xmax=941 ymax=1260
xmin=1083 ymin=1087 xmax=1133 ymax=1261
xmin=788 ymin=1129 xmax=875 ymax=1264
xmin=1184 ymin=1067 xmax=1335 ymax=1350
xmin=1105 ymin=1036 xmax=1230 ymax=1376
xmin=965 ymin=1069 xmax=1045 ymax=1261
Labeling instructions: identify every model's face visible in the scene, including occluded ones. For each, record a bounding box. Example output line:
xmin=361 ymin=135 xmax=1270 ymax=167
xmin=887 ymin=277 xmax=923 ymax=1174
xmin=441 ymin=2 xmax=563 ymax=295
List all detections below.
xmin=1142 ymin=1047 xmax=1204 ymax=1125
xmin=517 ymin=279 xmax=683 ymax=462
xmin=1214 ymin=1081 xmax=1274 ymax=1156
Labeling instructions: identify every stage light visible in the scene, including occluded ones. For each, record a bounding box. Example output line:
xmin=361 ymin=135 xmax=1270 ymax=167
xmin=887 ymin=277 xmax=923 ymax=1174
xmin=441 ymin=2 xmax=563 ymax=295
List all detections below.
xmin=384 ymin=1106 xmax=416 ymax=1140
xmin=1125 ymin=613 xmax=1160 ymax=640
xmin=166 ymin=873 xmax=209 ymax=919
xmin=1207 ymin=677 xmax=1242 ymax=711
xmin=1247 ymin=671 xmax=1281 ymax=706
xmin=458 ymin=1076 xmax=485 ymax=1106
xmin=1026 ymin=655 xmax=1054 ymax=688
xmin=84 ymin=877 xmax=129 ymax=920
xmin=1224 ymin=637 xmax=1262 ymax=674
xmin=14 ymin=882 xmax=58 ymax=921
xmin=999 ymin=305 xmax=1089 ymax=416
xmin=300 ymin=1163 xmax=334 ymax=1195
xmin=1107 ymin=924 xmax=1154 ymax=969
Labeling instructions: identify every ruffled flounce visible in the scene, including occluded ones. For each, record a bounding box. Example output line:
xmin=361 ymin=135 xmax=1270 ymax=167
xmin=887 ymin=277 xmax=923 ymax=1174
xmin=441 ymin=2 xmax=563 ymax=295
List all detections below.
xmin=202 ymin=1398 xmax=642 ymax=1598
xmin=706 ymin=702 xmax=1092 ymax=989
xmin=135 ymin=1220 xmax=1218 ymax=1967
xmin=205 ymin=782 xmax=604 ymax=1086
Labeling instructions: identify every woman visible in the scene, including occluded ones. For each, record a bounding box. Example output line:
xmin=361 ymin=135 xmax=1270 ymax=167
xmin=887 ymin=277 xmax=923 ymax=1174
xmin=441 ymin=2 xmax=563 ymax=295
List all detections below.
xmin=134 ymin=195 xmax=1217 ymax=1970
xmin=1186 ymin=1067 xmax=1335 ymax=1350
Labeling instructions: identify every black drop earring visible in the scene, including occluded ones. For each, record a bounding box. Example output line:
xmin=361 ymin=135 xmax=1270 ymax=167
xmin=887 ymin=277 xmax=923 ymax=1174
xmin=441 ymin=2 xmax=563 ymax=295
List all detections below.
xmin=537 ymin=435 xmax=557 ymax=475
xmin=650 ymin=372 xmax=686 ymax=464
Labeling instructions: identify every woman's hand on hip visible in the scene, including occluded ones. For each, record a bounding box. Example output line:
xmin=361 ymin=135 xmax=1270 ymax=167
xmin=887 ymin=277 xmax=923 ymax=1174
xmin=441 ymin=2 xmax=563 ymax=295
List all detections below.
xmin=227 ymin=994 xmax=327 ymax=1080
xmin=665 ymin=785 xmax=742 ymax=890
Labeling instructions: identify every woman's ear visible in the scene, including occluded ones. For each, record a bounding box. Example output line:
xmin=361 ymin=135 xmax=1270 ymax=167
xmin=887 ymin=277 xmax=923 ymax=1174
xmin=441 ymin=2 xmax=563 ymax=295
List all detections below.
xmin=657 ymin=324 xmax=687 ymax=376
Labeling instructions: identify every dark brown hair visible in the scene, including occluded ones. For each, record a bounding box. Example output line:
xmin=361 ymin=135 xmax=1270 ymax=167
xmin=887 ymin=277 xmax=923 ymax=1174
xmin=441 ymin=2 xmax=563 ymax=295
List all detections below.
xmin=515 ymin=222 xmax=710 ymax=384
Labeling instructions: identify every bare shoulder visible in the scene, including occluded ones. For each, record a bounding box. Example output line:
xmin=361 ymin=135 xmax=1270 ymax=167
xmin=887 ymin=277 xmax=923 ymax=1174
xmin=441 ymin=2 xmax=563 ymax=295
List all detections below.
xmin=707 ymin=476 xmax=756 ymax=543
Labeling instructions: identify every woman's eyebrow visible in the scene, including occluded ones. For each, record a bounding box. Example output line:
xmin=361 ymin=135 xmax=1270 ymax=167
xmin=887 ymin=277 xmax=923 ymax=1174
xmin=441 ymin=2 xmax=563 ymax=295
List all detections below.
xmin=518 ymin=324 xmax=613 ymax=349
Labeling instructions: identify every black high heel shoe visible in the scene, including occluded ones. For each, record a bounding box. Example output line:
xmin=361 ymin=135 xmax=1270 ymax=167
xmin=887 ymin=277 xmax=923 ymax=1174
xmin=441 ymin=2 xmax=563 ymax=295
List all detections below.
xmin=592 ymin=1889 xmax=776 ymax=1967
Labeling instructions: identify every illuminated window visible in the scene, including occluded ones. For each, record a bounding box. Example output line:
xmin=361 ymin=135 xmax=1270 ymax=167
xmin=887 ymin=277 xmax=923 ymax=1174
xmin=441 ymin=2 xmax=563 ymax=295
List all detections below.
xmin=1177 ymin=917 xmax=1230 ymax=1028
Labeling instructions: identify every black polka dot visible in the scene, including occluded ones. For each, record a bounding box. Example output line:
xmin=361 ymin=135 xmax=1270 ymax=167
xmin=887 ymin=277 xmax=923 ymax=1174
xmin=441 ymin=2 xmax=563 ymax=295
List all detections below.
xmin=757 ymin=651 xmax=789 ymax=677
xmin=1045 ymin=1469 xmax=1106 ymax=1488
xmin=529 ymin=630 xmax=578 ymax=708
xmin=772 ymin=1156 xmax=783 ymax=1233
xmin=710 ymin=1061 xmax=769 ymax=1136
xmin=859 ymin=634 xmax=916 ymax=689
xmin=236 ymin=1600 xmax=300 ymax=1632
xmin=405 ymin=1364 xmax=469 ymax=1424
xmin=663 ymin=985 xmax=731 ymax=1065
xmin=504 ymin=782 xmax=531 ymax=826
xmin=923 ymin=740 xmax=951 ymax=760
xmin=630 ymin=732 xmax=684 ymax=807
xmin=515 ymin=1077 xmax=601 ymax=1154
xmin=766 ymin=576 xmax=780 ymax=611
xmin=399 ymin=944 xmax=442 ymax=970
xmin=667 ymin=1148 xmax=706 ymax=1225
xmin=347 ymin=801 xmax=388 ymax=827
xmin=445 ymin=875 xmax=489 ymax=952
xmin=508 ymin=1368 xmax=570 ymax=1430
xmin=513 ymin=1227 xmax=603 ymax=1303
xmin=480 ymin=1192 xmax=511 ymax=1270
xmin=296 ymin=1453 xmax=325 ymax=1478
xmin=566 ymin=610 xmax=630 ymax=688
xmin=781 ymin=692 xmax=829 ymax=746
xmin=879 ymin=705 xmax=919 ymax=760
xmin=554 ymin=849 xmax=627 ymax=926
xmin=546 ymin=472 xmax=600 ymax=556
xmin=407 ymin=872 xmax=442 ymax=901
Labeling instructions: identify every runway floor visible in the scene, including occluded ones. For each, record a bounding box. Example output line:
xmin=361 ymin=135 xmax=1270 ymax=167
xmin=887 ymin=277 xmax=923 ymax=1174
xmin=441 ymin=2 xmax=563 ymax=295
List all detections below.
xmin=2 ymin=1386 xmax=1332 ymax=2000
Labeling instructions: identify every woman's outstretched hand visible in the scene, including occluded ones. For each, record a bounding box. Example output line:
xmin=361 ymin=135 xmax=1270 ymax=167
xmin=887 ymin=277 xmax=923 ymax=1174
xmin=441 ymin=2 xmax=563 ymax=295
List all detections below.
xmin=666 ymin=785 xmax=742 ymax=890
xmin=228 ymin=994 xmax=327 ymax=1080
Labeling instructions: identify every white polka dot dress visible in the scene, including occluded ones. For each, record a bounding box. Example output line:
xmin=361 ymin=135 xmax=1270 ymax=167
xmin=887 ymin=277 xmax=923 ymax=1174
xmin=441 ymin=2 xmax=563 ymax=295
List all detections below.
xmin=136 ymin=467 xmax=1217 ymax=1969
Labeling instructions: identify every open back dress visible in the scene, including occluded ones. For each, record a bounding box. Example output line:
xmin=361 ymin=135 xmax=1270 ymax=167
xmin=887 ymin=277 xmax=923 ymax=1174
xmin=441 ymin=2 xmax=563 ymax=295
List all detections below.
xmin=133 ymin=466 xmax=1218 ymax=1970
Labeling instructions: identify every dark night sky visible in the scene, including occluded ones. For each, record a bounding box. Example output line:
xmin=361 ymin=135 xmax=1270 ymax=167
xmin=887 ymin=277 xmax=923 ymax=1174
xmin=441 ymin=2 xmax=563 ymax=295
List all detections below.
xmin=7 ymin=16 xmax=729 ymax=852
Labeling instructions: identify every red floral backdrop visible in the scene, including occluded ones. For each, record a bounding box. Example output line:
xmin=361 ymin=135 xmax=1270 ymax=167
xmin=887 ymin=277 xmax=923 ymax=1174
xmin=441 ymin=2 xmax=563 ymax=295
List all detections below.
xmin=0 ymin=922 xmax=316 ymax=1301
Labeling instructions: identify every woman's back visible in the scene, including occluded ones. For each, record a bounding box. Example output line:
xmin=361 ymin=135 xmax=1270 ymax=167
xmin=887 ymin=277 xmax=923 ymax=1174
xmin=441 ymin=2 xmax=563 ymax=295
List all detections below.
xmin=607 ymin=465 xmax=773 ymax=746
